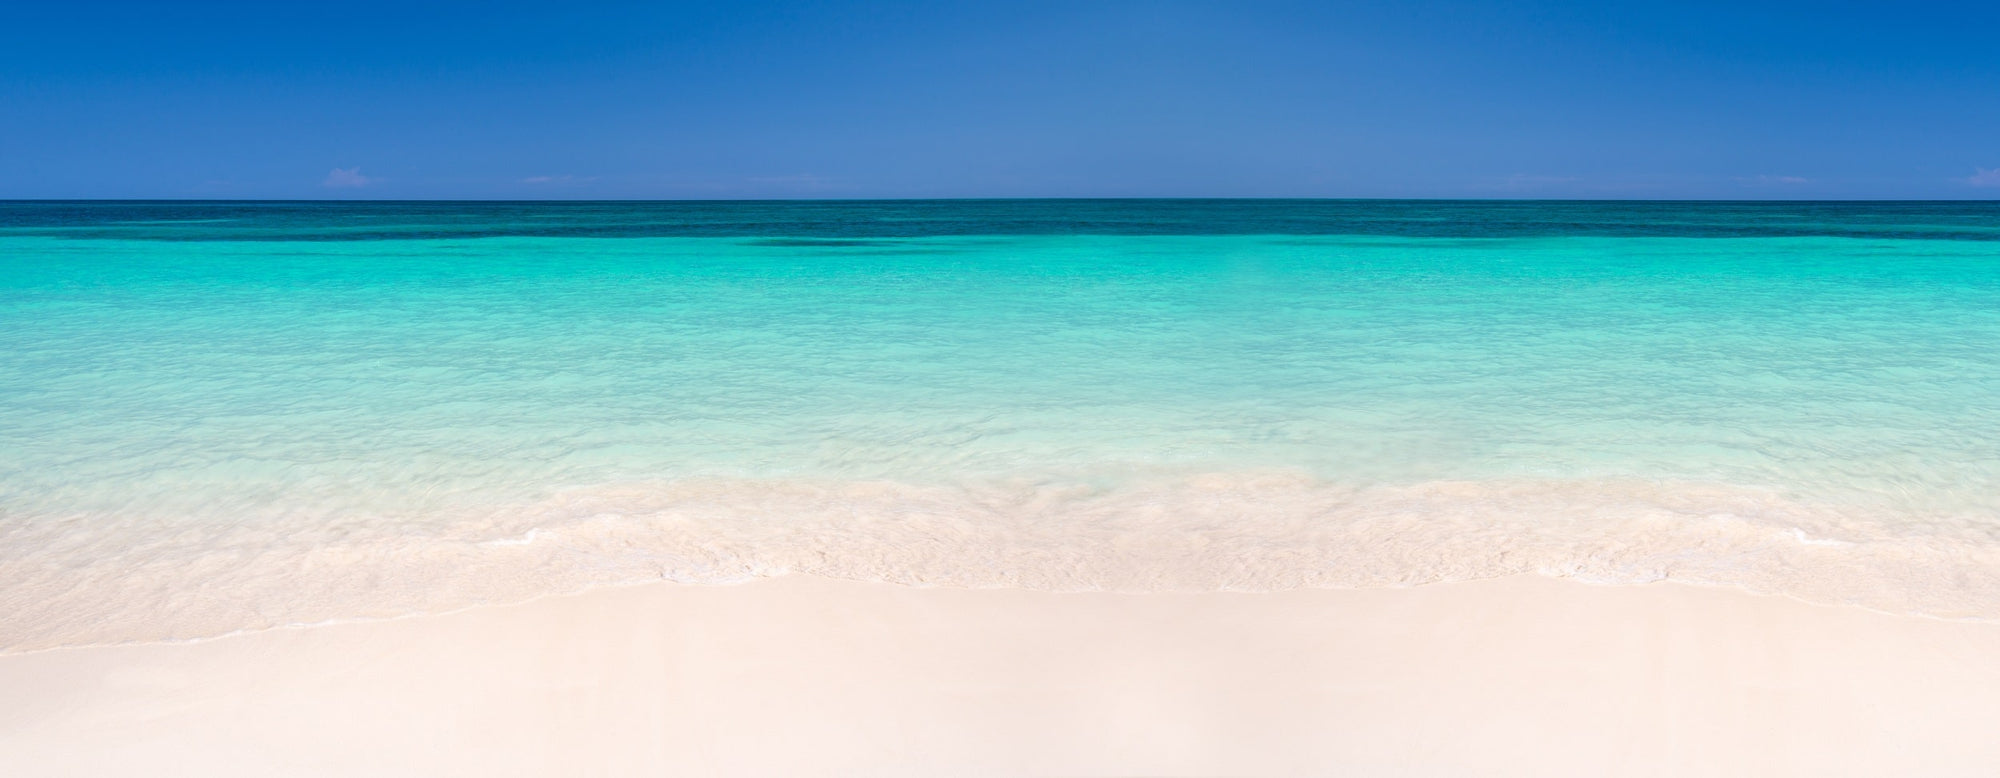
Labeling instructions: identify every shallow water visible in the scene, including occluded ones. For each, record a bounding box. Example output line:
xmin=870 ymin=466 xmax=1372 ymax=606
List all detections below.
xmin=5 ymin=201 xmax=2000 ymax=649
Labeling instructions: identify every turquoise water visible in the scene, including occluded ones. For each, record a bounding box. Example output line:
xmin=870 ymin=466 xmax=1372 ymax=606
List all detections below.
xmin=4 ymin=201 xmax=2000 ymax=648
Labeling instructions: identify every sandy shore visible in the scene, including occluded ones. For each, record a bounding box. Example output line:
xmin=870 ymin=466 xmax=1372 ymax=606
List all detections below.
xmin=3 ymin=575 xmax=1999 ymax=777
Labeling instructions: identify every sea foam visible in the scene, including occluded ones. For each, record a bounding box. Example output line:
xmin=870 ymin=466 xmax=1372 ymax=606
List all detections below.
xmin=5 ymin=473 xmax=2000 ymax=651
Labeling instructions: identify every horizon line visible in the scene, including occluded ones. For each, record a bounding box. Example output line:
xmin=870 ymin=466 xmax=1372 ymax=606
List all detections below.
xmin=4 ymin=196 xmax=1998 ymax=205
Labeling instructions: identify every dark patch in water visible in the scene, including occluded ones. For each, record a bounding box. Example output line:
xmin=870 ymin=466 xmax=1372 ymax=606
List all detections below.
xmin=743 ymin=238 xmax=902 ymax=248
xmin=4 ymin=200 xmax=1999 ymax=242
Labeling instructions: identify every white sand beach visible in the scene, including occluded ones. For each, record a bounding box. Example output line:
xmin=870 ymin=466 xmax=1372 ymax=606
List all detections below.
xmin=4 ymin=575 xmax=1998 ymax=777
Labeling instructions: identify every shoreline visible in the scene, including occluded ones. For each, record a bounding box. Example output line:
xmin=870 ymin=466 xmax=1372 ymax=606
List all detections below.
xmin=6 ymin=574 xmax=2000 ymax=776
xmin=14 ymin=473 xmax=2000 ymax=653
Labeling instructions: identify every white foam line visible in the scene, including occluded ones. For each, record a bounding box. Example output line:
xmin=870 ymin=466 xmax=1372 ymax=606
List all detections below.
xmin=1791 ymin=527 xmax=1852 ymax=547
xmin=480 ymin=528 xmax=553 ymax=547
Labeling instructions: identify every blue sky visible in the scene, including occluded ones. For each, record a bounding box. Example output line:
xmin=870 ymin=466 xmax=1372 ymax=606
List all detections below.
xmin=2 ymin=0 xmax=1996 ymax=199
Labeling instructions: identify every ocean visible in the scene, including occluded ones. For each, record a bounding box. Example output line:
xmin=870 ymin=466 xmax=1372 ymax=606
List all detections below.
xmin=4 ymin=199 xmax=1999 ymax=649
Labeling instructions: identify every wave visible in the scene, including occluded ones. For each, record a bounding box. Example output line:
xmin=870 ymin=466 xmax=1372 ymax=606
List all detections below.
xmin=5 ymin=471 xmax=1999 ymax=652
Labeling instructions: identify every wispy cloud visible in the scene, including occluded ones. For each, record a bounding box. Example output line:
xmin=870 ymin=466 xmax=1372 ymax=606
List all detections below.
xmin=1967 ymin=168 xmax=2000 ymax=188
xmin=1474 ymin=174 xmax=1581 ymax=193
xmin=323 ymin=167 xmax=372 ymax=188
xmin=1738 ymin=174 xmax=1810 ymax=186
xmin=521 ymin=174 xmax=597 ymax=185
xmin=747 ymin=173 xmax=832 ymax=189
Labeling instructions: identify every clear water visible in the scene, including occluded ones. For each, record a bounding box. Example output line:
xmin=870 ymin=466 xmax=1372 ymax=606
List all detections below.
xmin=4 ymin=200 xmax=2000 ymax=649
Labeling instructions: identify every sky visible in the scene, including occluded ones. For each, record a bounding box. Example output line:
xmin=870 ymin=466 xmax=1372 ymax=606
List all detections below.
xmin=1 ymin=0 xmax=1996 ymax=200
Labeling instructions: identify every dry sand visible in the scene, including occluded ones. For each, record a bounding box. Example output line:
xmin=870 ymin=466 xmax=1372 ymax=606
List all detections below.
xmin=3 ymin=574 xmax=1999 ymax=776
